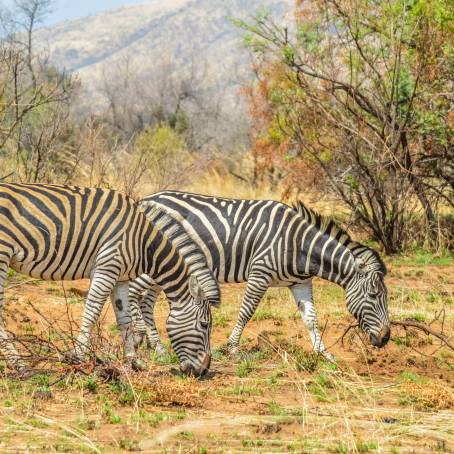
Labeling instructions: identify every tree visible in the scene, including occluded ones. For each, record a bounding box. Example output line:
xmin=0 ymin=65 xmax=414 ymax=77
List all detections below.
xmin=10 ymin=0 xmax=53 ymax=88
xmin=0 ymin=1 xmax=78 ymax=183
xmin=236 ymin=0 xmax=453 ymax=253
xmin=119 ymin=124 xmax=203 ymax=198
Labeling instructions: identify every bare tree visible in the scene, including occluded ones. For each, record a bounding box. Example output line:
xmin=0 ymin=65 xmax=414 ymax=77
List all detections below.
xmin=10 ymin=0 xmax=53 ymax=88
xmin=237 ymin=0 xmax=453 ymax=252
xmin=0 ymin=1 xmax=79 ymax=183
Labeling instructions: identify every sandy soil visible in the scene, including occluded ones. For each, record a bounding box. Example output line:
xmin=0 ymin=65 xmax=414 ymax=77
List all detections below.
xmin=0 ymin=261 xmax=453 ymax=453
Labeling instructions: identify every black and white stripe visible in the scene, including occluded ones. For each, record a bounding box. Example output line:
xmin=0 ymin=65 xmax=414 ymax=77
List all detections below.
xmin=130 ymin=191 xmax=390 ymax=359
xmin=0 ymin=184 xmax=219 ymax=376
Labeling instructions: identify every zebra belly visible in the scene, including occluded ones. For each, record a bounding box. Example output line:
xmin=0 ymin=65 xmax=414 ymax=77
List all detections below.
xmin=9 ymin=255 xmax=95 ymax=281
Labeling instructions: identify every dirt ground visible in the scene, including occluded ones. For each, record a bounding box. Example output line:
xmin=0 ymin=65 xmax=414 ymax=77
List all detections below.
xmin=0 ymin=255 xmax=453 ymax=453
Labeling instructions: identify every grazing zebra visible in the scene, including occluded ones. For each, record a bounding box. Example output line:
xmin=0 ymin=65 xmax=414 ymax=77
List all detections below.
xmin=0 ymin=184 xmax=220 ymax=376
xmin=130 ymin=191 xmax=390 ymax=359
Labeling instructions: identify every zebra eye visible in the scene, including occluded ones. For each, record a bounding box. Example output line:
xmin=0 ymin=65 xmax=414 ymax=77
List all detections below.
xmin=200 ymin=320 xmax=210 ymax=329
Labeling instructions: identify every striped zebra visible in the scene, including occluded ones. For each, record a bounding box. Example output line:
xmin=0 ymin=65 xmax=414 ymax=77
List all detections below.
xmin=0 ymin=184 xmax=220 ymax=376
xmin=130 ymin=191 xmax=390 ymax=359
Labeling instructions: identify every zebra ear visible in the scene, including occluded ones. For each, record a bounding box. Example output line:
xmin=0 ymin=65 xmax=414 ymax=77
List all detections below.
xmin=189 ymin=275 xmax=205 ymax=302
xmin=355 ymin=257 xmax=367 ymax=274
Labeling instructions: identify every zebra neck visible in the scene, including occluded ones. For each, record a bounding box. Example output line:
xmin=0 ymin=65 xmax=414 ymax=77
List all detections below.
xmin=151 ymin=257 xmax=191 ymax=304
xmin=299 ymin=225 xmax=357 ymax=287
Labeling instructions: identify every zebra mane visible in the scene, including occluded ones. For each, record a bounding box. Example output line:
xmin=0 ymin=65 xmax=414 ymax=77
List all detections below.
xmin=139 ymin=202 xmax=220 ymax=301
xmin=291 ymin=200 xmax=386 ymax=275
xmin=291 ymin=200 xmax=352 ymax=243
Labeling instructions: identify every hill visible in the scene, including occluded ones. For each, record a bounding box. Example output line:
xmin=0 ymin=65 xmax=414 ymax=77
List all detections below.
xmin=36 ymin=0 xmax=293 ymax=112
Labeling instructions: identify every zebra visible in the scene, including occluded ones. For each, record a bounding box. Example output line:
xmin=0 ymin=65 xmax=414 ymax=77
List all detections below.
xmin=0 ymin=184 xmax=220 ymax=376
xmin=129 ymin=191 xmax=390 ymax=360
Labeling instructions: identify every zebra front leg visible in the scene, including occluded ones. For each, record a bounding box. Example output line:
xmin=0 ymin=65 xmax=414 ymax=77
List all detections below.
xmin=129 ymin=275 xmax=166 ymax=356
xmin=73 ymin=269 xmax=119 ymax=361
xmin=140 ymin=285 xmax=167 ymax=356
xmin=227 ymin=274 xmax=270 ymax=357
xmin=291 ymin=280 xmax=334 ymax=362
xmin=0 ymin=258 xmax=29 ymax=374
xmin=111 ymin=281 xmax=146 ymax=371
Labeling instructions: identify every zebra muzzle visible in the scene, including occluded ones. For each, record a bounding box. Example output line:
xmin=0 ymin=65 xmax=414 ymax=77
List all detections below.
xmin=179 ymin=352 xmax=211 ymax=377
xmin=370 ymin=324 xmax=391 ymax=348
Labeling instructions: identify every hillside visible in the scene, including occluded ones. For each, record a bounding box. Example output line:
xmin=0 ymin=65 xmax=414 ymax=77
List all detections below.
xmin=36 ymin=0 xmax=293 ymax=110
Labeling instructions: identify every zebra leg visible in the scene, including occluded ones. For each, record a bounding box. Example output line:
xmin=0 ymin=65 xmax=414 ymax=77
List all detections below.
xmin=129 ymin=284 xmax=147 ymax=348
xmin=227 ymin=274 xmax=271 ymax=356
xmin=110 ymin=281 xmax=135 ymax=359
xmin=140 ymin=285 xmax=167 ymax=356
xmin=74 ymin=269 xmax=119 ymax=360
xmin=111 ymin=281 xmax=146 ymax=371
xmin=0 ymin=258 xmax=28 ymax=373
xmin=291 ymin=280 xmax=334 ymax=362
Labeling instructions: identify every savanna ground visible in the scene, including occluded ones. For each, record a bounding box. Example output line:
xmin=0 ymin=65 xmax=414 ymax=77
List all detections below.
xmin=0 ymin=250 xmax=453 ymax=453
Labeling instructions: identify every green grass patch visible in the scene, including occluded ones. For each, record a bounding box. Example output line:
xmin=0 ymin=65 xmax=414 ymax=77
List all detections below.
xmin=242 ymin=439 xmax=264 ymax=447
xmin=399 ymin=371 xmax=428 ymax=384
xmin=178 ymin=431 xmax=194 ymax=440
xmin=213 ymin=311 xmax=231 ymax=327
xmin=294 ymin=350 xmax=321 ymax=373
xmin=267 ymin=400 xmax=287 ymax=416
xmin=132 ymin=409 xmax=166 ymax=427
xmin=392 ymin=249 xmax=454 ymax=266
xmin=80 ymin=376 xmax=98 ymax=393
xmin=226 ymin=383 xmax=263 ymax=396
xmin=252 ymin=308 xmax=282 ymax=321
xmin=150 ymin=349 xmax=179 ymax=365
xmin=109 ymin=381 xmax=137 ymax=405
xmin=119 ymin=438 xmax=140 ymax=451
xmin=235 ymin=357 xmax=256 ymax=377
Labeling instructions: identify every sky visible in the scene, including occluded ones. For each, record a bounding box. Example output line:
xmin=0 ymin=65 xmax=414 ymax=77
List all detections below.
xmin=3 ymin=0 xmax=147 ymax=26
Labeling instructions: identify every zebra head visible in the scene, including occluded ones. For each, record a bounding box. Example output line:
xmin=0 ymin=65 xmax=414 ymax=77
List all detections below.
xmin=345 ymin=250 xmax=390 ymax=348
xmin=140 ymin=203 xmax=221 ymax=377
xmin=166 ymin=274 xmax=220 ymax=377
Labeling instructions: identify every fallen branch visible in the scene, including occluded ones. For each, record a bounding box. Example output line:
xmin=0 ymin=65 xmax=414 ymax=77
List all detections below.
xmin=391 ymin=319 xmax=454 ymax=352
xmin=5 ymin=278 xmax=41 ymax=290
xmin=340 ymin=319 xmax=454 ymax=353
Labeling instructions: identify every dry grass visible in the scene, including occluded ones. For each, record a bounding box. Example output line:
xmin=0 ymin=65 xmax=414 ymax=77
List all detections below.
xmin=0 ymin=255 xmax=453 ymax=453
xmin=186 ymin=170 xmax=281 ymax=201
xmin=400 ymin=382 xmax=454 ymax=411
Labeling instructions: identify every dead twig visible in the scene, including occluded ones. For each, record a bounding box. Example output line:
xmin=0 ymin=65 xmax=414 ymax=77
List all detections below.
xmin=338 ymin=319 xmax=454 ymax=352
xmin=340 ymin=323 xmax=359 ymax=347
xmin=391 ymin=319 xmax=454 ymax=352
xmin=5 ymin=278 xmax=41 ymax=290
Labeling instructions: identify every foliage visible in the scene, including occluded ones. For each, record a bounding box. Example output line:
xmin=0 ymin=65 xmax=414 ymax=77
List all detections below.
xmin=123 ymin=124 xmax=192 ymax=197
xmin=0 ymin=41 xmax=78 ymax=182
xmin=0 ymin=1 xmax=213 ymax=195
xmin=238 ymin=0 xmax=454 ymax=252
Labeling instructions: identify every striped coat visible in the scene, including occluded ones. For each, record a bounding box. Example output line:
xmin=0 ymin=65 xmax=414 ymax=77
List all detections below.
xmin=0 ymin=184 xmax=219 ymax=376
xmin=130 ymin=191 xmax=389 ymax=359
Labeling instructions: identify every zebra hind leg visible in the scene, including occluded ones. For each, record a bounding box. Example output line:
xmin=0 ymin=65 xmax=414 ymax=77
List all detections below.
xmin=0 ymin=259 xmax=30 ymax=375
xmin=291 ymin=281 xmax=335 ymax=362
xmin=111 ymin=281 xmax=147 ymax=371
xmin=227 ymin=274 xmax=270 ymax=357
xmin=129 ymin=285 xmax=148 ymax=349
xmin=140 ymin=286 xmax=168 ymax=357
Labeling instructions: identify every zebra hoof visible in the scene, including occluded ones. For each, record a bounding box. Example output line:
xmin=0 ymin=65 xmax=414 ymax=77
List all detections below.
xmin=227 ymin=344 xmax=241 ymax=359
xmin=129 ymin=358 xmax=147 ymax=372
xmin=154 ymin=343 xmax=168 ymax=357
xmin=134 ymin=333 xmax=146 ymax=349
xmin=62 ymin=349 xmax=85 ymax=365
xmin=322 ymin=351 xmax=336 ymax=363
